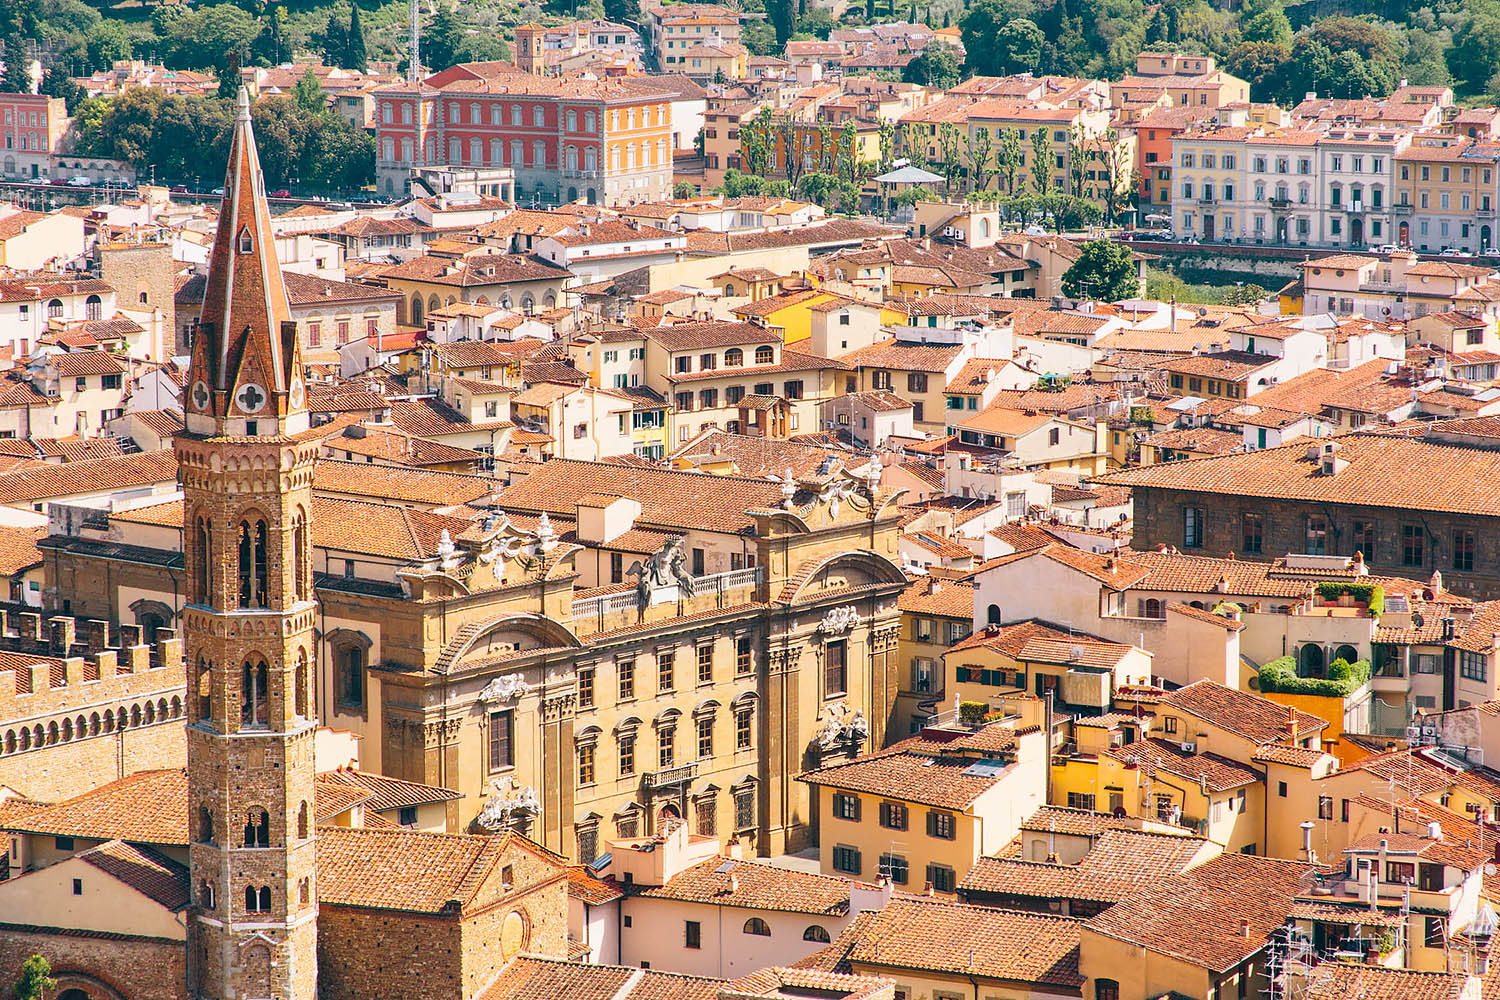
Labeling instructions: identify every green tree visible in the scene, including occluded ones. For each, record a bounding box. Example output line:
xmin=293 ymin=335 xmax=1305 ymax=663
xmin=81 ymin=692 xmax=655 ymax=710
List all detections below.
xmin=14 ymin=955 xmax=55 ymax=1000
xmin=960 ymin=0 xmax=1041 ymax=75
xmin=1030 ymin=127 xmax=1051 ymax=197
xmin=797 ymin=8 xmax=835 ymax=37
xmin=1240 ymin=0 xmax=1291 ymax=46
xmin=965 ymin=125 xmax=994 ymax=193
xmin=2 ymin=36 xmax=31 ymax=93
xmin=84 ymin=19 xmax=132 ymax=73
xmin=604 ymin=0 xmax=642 ymax=24
xmin=1066 ymin=124 xmax=1088 ymax=198
xmin=741 ymin=21 xmax=778 ymax=55
xmin=40 ymin=66 xmax=85 ymax=112
xmin=902 ymin=43 xmax=960 ymax=87
xmin=1223 ymin=283 xmax=1268 ymax=306
xmin=739 ymin=107 xmax=773 ymax=176
xmin=346 ymin=1 xmax=368 ymax=71
xmin=1061 ymin=239 xmax=1138 ymax=300
xmin=1096 ymin=127 xmax=1130 ymax=224
xmin=996 ymin=126 xmax=1022 ymax=195
xmin=768 ymin=0 xmax=796 ymax=48
xmin=251 ymin=6 xmax=288 ymax=67
xmin=988 ymin=18 xmax=1045 ymax=76
xmin=715 ymin=168 xmax=768 ymax=197
xmin=322 ymin=8 xmax=350 ymax=68
xmin=292 ymin=67 xmax=324 ymax=114
xmin=936 ymin=122 xmax=962 ymax=193
xmin=1451 ymin=5 xmax=1500 ymax=96
xmin=424 ymin=4 xmax=465 ymax=72
xmin=673 ymin=181 xmax=697 ymax=197
xmin=1225 ymin=40 xmax=1292 ymax=102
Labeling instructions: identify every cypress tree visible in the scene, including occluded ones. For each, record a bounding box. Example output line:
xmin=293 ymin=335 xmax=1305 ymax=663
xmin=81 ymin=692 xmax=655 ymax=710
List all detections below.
xmin=346 ymin=2 xmax=368 ymax=71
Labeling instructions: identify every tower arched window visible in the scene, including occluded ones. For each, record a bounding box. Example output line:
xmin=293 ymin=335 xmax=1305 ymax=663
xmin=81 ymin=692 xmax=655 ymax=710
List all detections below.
xmin=238 ymin=227 xmax=253 ymax=254
xmin=241 ymin=660 xmax=268 ymax=728
xmin=197 ymin=659 xmax=212 ymax=720
xmin=259 ymin=886 xmax=271 ymax=912
xmin=195 ymin=516 xmax=211 ymax=605
xmin=292 ymin=510 xmax=308 ymax=601
xmin=295 ymin=650 xmax=309 ymax=719
xmin=298 ymin=800 xmax=309 ymax=840
xmin=201 ymin=881 xmax=215 ymax=909
xmin=238 ymin=518 xmax=268 ymax=607
xmin=198 ymin=806 xmax=214 ymax=844
xmin=243 ymin=808 xmax=269 ymax=847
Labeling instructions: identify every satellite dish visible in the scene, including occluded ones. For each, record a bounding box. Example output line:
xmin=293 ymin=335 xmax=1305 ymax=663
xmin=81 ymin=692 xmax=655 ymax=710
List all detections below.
xmin=1070 ymin=644 xmax=1085 ymax=661
xmin=1485 ymin=863 xmax=1497 ymax=876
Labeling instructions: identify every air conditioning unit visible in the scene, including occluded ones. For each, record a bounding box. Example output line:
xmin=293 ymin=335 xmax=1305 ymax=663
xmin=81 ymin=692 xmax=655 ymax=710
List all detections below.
xmin=1180 ymin=740 xmax=1197 ymax=753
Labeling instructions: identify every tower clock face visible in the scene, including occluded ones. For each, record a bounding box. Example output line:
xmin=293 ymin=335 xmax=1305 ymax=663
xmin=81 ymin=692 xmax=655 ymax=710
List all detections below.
xmin=191 ymin=380 xmax=211 ymax=412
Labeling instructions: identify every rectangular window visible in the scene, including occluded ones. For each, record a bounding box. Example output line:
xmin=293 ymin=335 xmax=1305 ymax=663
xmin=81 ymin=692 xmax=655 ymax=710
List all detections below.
xmin=880 ymin=852 xmax=909 ymax=884
xmin=736 ymin=636 xmax=753 ymax=675
xmin=926 ymin=863 xmax=956 ymax=893
xmin=488 ymin=710 xmax=513 ymax=770
xmin=657 ymin=725 xmax=675 ymax=768
xmin=619 ymin=658 xmax=635 ymax=700
xmin=825 ymin=639 xmax=847 ymax=696
xmin=619 ymin=734 xmax=636 ymax=776
xmin=1183 ymin=506 xmax=1203 ymax=548
xmin=697 ymin=716 xmax=713 ymax=758
xmin=879 ymin=801 xmax=908 ymax=829
xmin=658 ymin=650 xmax=674 ymax=692
xmin=578 ymin=743 xmax=596 ymax=785
xmin=1461 ymin=650 xmax=1487 ymax=683
xmin=832 ymin=845 xmax=861 ymax=875
xmin=1387 ymin=861 xmax=1415 ymax=884
xmin=1242 ymin=512 xmax=1263 ymax=555
xmin=1305 ymin=516 xmax=1328 ymax=555
xmin=832 ymin=792 xmax=861 ymax=821
xmin=1318 ymin=795 xmax=1333 ymax=820
xmin=685 ymin=920 xmax=702 ymax=949
xmin=1425 ymin=916 xmax=1445 ymax=948
xmin=735 ymin=706 xmax=752 ymax=749
xmin=1454 ymin=529 xmax=1476 ymax=572
xmin=926 ymin=810 xmax=956 ymax=840
xmin=1351 ymin=520 xmax=1375 ymax=560
xmin=734 ymin=786 xmax=754 ymax=829
xmin=697 ymin=644 xmax=713 ymax=684
xmin=578 ymin=666 xmax=595 ymax=709
xmin=1067 ymin=791 xmax=1096 ymax=810
xmin=1402 ymin=524 xmax=1425 ymax=567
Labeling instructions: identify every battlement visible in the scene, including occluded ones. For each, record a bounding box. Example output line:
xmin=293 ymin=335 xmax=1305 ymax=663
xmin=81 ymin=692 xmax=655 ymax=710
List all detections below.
xmin=0 ymin=609 xmax=185 ymax=733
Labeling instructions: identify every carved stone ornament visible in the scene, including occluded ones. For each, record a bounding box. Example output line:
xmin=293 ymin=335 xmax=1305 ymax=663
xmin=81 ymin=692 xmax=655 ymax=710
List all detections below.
xmin=626 ymin=536 xmax=695 ymax=609
xmin=817 ymin=605 xmax=861 ymax=634
xmin=477 ymin=775 xmax=541 ymax=832
xmin=816 ymin=700 xmax=870 ymax=750
xmin=479 ymin=674 xmax=532 ymax=704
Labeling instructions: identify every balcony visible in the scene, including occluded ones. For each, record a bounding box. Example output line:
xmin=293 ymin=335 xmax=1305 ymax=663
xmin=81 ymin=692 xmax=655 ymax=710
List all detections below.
xmin=562 ymin=168 xmax=601 ymax=179
xmin=1197 ymin=194 xmax=1217 ymax=205
xmin=644 ymin=762 xmax=698 ymax=790
xmin=1269 ymin=196 xmax=1292 ymax=209
xmin=1394 ymin=202 xmax=1414 ymax=215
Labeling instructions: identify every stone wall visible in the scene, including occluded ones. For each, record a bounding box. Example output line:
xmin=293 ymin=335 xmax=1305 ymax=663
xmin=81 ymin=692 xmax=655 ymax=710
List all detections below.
xmin=0 ymin=924 xmax=187 ymax=1000
xmin=1131 ymin=485 xmax=1500 ymax=598
xmin=0 ymin=719 xmax=185 ymax=802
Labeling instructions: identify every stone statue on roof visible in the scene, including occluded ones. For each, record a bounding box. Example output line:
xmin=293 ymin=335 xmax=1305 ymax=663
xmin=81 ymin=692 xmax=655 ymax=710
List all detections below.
xmin=627 ymin=535 xmax=695 ymax=608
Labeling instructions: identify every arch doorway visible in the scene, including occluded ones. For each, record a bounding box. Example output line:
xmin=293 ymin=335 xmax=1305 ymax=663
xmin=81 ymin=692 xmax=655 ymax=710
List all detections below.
xmin=1484 ymin=225 xmax=1492 ymax=251
xmin=1298 ymin=644 xmax=1325 ymax=678
xmin=657 ymin=803 xmax=681 ymax=829
xmin=1350 ymin=217 xmax=1363 ymax=247
xmin=1399 ymin=222 xmax=1410 ymax=246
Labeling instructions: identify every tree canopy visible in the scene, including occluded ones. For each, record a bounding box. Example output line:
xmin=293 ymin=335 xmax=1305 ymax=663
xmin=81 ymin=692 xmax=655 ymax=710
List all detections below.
xmin=1062 ymin=240 xmax=1140 ymax=301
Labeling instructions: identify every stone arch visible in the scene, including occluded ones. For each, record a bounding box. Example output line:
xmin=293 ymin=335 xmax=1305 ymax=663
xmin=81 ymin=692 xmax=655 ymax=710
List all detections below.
xmin=170 ymin=696 xmax=182 ymax=718
xmin=3 ymin=729 xmax=14 ymax=754
xmin=779 ymin=549 xmax=908 ymax=603
xmin=144 ymin=701 xmax=156 ymax=724
xmin=129 ymin=599 xmax=175 ymax=645
xmin=61 ymin=718 xmax=73 ymax=741
xmin=410 ymin=294 xmax=424 ymax=324
xmin=436 ymin=613 xmax=582 ymax=674
xmin=50 ymin=972 xmax=130 ymax=1000
xmin=102 ymin=708 xmax=114 ymax=732
xmin=428 ymin=294 xmax=442 ymax=317
xmin=130 ymin=703 xmax=141 ymax=727
xmin=47 ymin=720 xmax=59 ymax=744
xmin=90 ymin=711 xmax=100 ymax=735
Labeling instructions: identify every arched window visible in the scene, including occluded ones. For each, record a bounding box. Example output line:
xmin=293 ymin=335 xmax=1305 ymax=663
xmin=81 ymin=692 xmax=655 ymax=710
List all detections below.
xmin=61 ymin=717 xmax=72 ymax=741
xmin=130 ymin=703 xmax=142 ymax=727
xmin=1333 ymin=644 xmax=1359 ymax=666
xmin=293 ymin=510 xmax=308 ymax=602
xmin=244 ymin=809 xmax=270 ymax=848
xmin=241 ymin=661 xmax=268 ymax=728
xmin=803 ymin=925 xmax=830 ymax=943
xmin=46 ymin=721 xmax=58 ymax=745
xmin=46 ymin=299 xmax=62 ymax=319
xmin=533 ymin=106 xmax=544 ymax=128
xmin=521 ymin=294 xmax=535 ymax=314
xmin=295 ymin=650 xmax=309 ymax=719
xmin=85 ymin=294 xmax=102 ymax=320
xmin=237 ymin=520 xmax=257 ymax=607
xmin=245 ymin=885 xmax=260 ymax=911
xmin=1143 ymin=598 xmax=1163 ymax=619
xmin=754 ymin=345 xmax=774 ymax=364
xmin=200 ymin=880 xmax=215 ymax=909
xmin=1298 ymin=644 xmax=1325 ymax=678
xmin=144 ymin=702 xmax=155 ymax=724
xmin=259 ymin=886 xmax=271 ymax=911
xmin=197 ymin=659 xmax=212 ymax=720
xmin=298 ymin=801 xmax=309 ymax=840
xmin=743 ymin=917 xmax=771 ymax=936
xmin=198 ymin=806 xmax=214 ymax=843
xmin=986 ymin=604 xmax=1001 ymax=625
xmin=725 ymin=348 xmax=743 ymax=367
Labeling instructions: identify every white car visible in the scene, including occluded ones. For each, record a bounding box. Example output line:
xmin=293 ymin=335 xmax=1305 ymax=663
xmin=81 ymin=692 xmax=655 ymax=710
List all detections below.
xmin=66 ymin=176 xmax=92 ymax=187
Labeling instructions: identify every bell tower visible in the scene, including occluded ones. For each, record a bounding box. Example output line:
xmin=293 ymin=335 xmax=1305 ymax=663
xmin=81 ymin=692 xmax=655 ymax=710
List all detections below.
xmin=179 ymin=87 xmax=319 ymax=1000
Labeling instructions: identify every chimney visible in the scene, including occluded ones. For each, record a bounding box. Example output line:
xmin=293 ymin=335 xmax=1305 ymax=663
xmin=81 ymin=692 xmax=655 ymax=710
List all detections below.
xmin=1286 ymin=705 xmax=1298 ymax=743
xmin=1239 ymin=918 xmax=1252 ymax=940
xmin=1301 ymin=820 xmax=1316 ymax=863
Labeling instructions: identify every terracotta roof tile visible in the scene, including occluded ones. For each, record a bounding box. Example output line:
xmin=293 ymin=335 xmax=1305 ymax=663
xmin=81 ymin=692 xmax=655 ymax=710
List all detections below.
xmin=638 ymin=855 xmax=850 ymax=914
xmin=77 ymin=840 xmax=190 ymax=910
xmin=1162 ymin=680 xmax=1325 ymax=743
xmin=959 ymin=828 xmax=1208 ymax=904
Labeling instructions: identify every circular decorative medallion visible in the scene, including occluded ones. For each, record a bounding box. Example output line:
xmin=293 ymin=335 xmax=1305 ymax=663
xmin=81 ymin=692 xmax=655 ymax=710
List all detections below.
xmin=289 ymin=377 xmax=305 ymax=410
xmin=235 ymin=383 xmax=268 ymax=414
xmin=190 ymin=380 xmax=211 ymax=412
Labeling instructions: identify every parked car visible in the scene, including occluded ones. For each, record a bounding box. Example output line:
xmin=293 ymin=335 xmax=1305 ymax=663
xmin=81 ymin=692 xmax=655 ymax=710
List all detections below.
xmin=269 ymin=189 xmax=290 ymax=198
xmin=211 ymin=187 xmax=225 ymax=196
xmin=66 ymin=176 xmax=93 ymax=187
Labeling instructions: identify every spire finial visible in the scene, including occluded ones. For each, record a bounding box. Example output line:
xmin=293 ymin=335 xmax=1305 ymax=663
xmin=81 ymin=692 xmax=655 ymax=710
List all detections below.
xmin=236 ymin=85 xmax=252 ymax=122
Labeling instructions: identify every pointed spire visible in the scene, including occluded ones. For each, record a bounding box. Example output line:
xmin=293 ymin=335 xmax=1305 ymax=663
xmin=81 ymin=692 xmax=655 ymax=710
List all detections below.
xmin=186 ymin=85 xmax=306 ymax=436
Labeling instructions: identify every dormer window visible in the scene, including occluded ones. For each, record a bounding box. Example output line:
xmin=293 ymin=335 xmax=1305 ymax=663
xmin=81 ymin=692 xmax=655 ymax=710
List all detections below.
xmin=238 ymin=227 xmax=253 ymax=254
